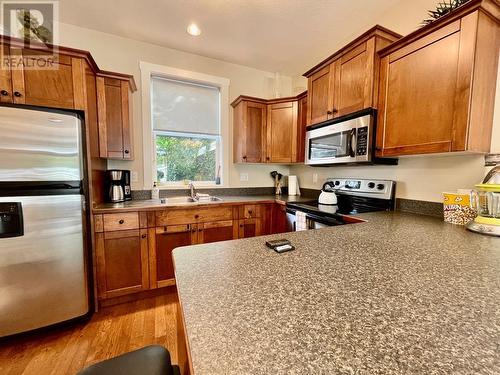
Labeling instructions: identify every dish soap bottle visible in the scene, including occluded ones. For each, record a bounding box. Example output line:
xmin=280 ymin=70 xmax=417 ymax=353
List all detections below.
xmin=151 ymin=182 xmax=160 ymax=200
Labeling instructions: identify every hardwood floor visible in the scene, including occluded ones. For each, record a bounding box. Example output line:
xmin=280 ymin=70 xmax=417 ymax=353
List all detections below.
xmin=0 ymin=289 xmax=185 ymax=375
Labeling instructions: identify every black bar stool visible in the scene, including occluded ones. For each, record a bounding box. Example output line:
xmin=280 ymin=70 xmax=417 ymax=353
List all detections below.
xmin=78 ymin=345 xmax=181 ymax=375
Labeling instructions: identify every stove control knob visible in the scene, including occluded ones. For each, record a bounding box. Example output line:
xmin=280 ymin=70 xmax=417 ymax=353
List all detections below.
xmin=377 ymin=183 xmax=385 ymax=190
xmin=368 ymin=182 xmax=375 ymax=189
xmin=334 ymin=180 xmax=340 ymax=186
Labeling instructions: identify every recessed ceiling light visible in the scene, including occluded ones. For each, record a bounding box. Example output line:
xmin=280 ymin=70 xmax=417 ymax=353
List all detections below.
xmin=187 ymin=23 xmax=201 ymax=36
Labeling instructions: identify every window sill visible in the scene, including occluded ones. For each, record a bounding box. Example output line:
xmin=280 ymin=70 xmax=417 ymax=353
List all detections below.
xmin=157 ymin=184 xmax=227 ymax=190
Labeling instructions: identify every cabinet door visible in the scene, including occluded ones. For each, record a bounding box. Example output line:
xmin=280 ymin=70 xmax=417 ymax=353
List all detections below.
xmin=376 ymin=20 xmax=470 ymax=156
xmin=10 ymin=48 xmax=85 ymax=110
xmin=296 ymin=94 xmax=308 ymax=163
xmin=244 ymin=101 xmax=267 ymax=163
xmin=271 ymin=204 xmax=288 ymax=234
xmin=97 ymin=77 xmax=133 ymax=159
xmin=238 ymin=218 xmax=261 ymax=238
xmin=307 ymin=65 xmax=334 ymax=125
xmin=0 ymin=44 xmax=13 ymax=103
xmin=333 ymin=40 xmax=375 ymax=117
xmin=95 ymin=229 xmax=149 ymax=299
xmin=198 ymin=220 xmax=237 ymax=244
xmin=150 ymin=224 xmax=197 ymax=288
xmin=267 ymin=101 xmax=298 ymax=163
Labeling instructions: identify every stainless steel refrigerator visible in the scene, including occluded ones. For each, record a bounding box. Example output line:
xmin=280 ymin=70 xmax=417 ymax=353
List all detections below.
xmin=0 ymin=105 xmax=90 ymax=337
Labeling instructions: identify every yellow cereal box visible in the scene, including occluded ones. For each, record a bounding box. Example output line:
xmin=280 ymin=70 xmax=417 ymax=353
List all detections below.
xmin=443 ymin=192 xmax=476 ymax=225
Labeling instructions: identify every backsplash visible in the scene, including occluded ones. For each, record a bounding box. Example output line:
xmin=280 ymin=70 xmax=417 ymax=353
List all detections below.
xmin=396 ymin=199 xmax=443 ymax=218
xmin=131 ymin=187 xmax=287 ymax=200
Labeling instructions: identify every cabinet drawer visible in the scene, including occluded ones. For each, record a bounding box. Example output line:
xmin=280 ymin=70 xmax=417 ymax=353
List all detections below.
xmin=103 ymin=212 xmax=139 ymax=231
xmin=156 ymin=207 xmax=233 ymax=226
xmin=239 ymin=204 xmax=261 ymax=219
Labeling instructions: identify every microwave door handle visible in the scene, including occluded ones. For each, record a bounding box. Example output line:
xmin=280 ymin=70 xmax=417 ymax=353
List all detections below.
xmin=349 ymin=128 xmax=356 ymax=157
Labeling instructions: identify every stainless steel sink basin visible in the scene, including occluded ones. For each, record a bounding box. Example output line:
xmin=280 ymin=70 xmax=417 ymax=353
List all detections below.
xmin=160 ymin=196 xmax=197 ymax=204
xmin=160 ymin=196 xmax=223 ymax=204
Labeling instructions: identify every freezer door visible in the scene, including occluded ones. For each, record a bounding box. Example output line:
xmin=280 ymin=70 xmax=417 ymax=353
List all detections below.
xmin=0 ymin=195 xmax=88 ymax=337
xmin=0 ymin=106 xmax=82 ymax=182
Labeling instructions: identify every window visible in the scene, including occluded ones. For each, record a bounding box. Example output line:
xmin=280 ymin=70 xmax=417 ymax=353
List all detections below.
xmin=151 ymin=76 xmax=221 ymax=184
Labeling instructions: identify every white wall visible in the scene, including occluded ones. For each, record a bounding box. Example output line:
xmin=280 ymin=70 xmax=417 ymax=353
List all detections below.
xmin=58 ymin=0 xmax=499 ymax=199
xmin=290 ymin=0 xmax=500 ymax=202
xmin=58 ymin=23 xmax=291 ymax=190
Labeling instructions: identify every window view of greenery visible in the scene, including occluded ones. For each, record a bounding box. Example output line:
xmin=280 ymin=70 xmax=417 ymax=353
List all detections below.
xmin=156 ymin=133 xmax=218 ymax=183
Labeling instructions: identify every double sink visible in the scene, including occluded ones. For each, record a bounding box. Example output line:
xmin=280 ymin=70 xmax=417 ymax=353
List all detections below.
xmin=159 ymin=196 xmax=223 ymax=204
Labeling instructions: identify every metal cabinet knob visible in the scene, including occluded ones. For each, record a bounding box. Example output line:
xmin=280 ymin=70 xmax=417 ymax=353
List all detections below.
xmin=141 ymin=234 xmax=147 ymax=239
xmin=124 ymin=150 xmax=130 ymax=154
xmin=0 ymin=90 xmax=8 ymax=96
xmin=13 ymin=91 xmax=22 ymax=97
xmin=194 ymin=214 xmax=199 ymax=219
xmin=118 ymin=219 xmax=124 ymax=224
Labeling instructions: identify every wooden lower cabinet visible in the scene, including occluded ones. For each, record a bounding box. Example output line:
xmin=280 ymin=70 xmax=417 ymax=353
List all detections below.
xmin=198 ymin=220 xmax=238 ymax=244
xmin=238 ymin=218 xmax=262 ymax=238
xmin=271 ymin=204 xmax=289 ymax=234
xmin=95 ymin=229 xmax=149 ymax=299
xmin=150 ymin=220 xmax=238 ymax=289
xmin=95 ymin=203 xmax=281 ymax=300
xmin=150 ymin=224 xmax=197 ymax=289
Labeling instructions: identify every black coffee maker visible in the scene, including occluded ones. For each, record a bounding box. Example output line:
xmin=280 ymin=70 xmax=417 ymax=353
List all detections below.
xmin=105 ymin=170 xmax=132 ymax=202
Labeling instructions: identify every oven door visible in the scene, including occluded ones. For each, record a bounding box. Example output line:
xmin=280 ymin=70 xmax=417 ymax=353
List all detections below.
xmin=305 ymin=111 xmax=373 ymax=165
xmin=306 ymin=212 xmax=345 ymax=229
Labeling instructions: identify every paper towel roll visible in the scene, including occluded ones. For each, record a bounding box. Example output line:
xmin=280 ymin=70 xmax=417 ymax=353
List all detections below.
xmin=289 ymin=175 xmax=298 ymax=196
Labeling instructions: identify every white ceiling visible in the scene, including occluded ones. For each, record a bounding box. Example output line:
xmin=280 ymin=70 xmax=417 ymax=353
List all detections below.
xmin=59 ymin=0 xmax=411 ymax=76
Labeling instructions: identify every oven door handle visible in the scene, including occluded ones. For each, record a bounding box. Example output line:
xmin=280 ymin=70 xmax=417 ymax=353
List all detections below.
xmin=306 ymin=212 xmax=344 ymax=226
xmin=348 ymin=128 xmax=356 ymax=158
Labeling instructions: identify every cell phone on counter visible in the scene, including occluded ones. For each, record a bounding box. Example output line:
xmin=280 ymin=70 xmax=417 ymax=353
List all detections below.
xmin=265 ymin=239 xmax=294 ymax=253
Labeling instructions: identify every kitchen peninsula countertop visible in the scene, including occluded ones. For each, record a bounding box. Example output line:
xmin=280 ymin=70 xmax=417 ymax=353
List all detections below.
xmin=92 ymin=195 xmax=313 ymax=213
xmin=173 ymin=211 xmax=500 ymax=374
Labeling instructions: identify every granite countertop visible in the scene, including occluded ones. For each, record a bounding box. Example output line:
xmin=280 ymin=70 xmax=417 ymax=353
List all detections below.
xmin=173 ymin=211 xmax=500 ymax=374
xmin=92 ymin=195 xmax=313 ymax=213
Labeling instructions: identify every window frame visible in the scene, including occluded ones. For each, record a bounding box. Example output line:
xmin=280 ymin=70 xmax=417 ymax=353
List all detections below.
xmin=154 ymin=130 xmax=222 ymax=186
xmin=140 ymin=61 xmax=230 ymax=189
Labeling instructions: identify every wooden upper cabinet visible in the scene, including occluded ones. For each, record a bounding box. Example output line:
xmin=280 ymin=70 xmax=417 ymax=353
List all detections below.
xmin=0 ymin=46 xmax=86 ymax=109
xmin=267 ymin=100 xmax=298 ymax=163
xmin=376 ymin=1 xmax=500 ymax=157
xmin=303 ymin=25 xmax=401 ymax=126
xmin=232 ymin=98 xmax=267 ymax=163
xmin=307 ymin=65 xmax=334 ymax=125
xmin=296 ymin=92 xmax=308 ymax=163
xmin=232 ymin=92 xmax=306 ymax=164
xmin=0 ymin=44 xmax=13 ymax=103
xmin=333 ymin=40 xmax=376 ymax=117
xmin=97 ymin=75 xmax=135 ymax=160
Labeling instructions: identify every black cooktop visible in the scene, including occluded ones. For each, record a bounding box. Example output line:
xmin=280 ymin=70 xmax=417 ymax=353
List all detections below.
xmin=287 ymin=195 xmax=394 ymax=218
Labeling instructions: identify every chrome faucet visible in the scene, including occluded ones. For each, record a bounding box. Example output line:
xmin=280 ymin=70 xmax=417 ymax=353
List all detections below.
xmin=188 ymin=181 xmax=198 ymax=201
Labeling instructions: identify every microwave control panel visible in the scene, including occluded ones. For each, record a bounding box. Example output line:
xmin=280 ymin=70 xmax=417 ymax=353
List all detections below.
xmin=356 ymin=126 xmax=368 ymax=156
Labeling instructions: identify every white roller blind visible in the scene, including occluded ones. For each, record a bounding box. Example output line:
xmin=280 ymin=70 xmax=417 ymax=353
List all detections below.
xmin=152 ymin=76 xmax=220 ymax=135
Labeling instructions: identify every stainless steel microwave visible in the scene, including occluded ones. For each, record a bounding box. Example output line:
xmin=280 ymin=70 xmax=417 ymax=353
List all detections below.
xmin=305 ymin=108 xmax=375 ymax=165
